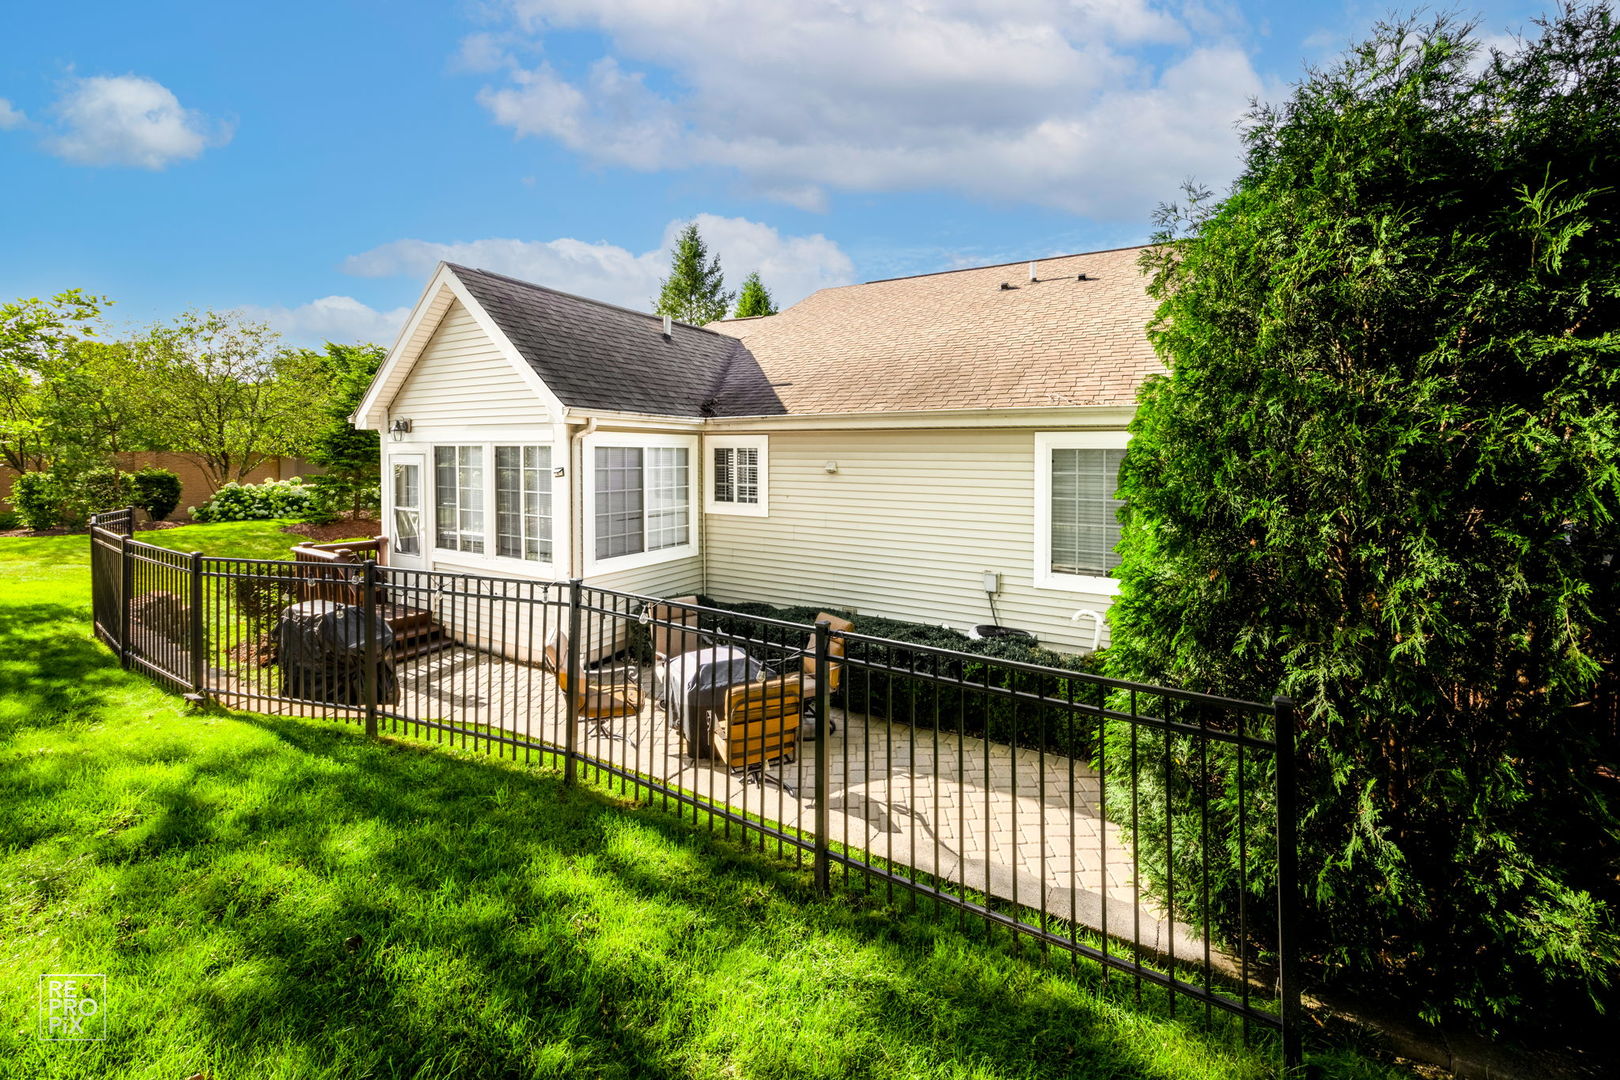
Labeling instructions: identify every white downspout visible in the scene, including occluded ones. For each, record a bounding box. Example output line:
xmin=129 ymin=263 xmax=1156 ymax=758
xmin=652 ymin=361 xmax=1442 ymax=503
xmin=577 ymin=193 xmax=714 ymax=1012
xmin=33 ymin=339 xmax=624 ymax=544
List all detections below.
xmin=566 ymin=417 xmax=597 ymax=580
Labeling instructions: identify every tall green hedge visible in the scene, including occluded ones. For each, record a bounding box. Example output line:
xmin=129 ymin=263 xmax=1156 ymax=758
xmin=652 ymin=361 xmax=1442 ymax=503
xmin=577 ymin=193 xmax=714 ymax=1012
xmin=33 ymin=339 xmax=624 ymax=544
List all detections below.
xmin=1106 ymin=8 xmax=1620 ymax=1029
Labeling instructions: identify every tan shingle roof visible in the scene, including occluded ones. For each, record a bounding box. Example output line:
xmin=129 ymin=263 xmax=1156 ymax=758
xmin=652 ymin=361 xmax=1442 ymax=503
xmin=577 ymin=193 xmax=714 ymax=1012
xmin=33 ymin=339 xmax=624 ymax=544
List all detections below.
xmin=706 ymin=246 xmax=1161 ymax=415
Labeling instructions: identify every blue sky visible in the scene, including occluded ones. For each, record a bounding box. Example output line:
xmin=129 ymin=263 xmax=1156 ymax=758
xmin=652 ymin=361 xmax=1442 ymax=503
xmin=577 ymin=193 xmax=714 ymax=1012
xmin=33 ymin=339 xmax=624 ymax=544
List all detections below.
xmin=0 ymin=0 xmax=1559 ymax=345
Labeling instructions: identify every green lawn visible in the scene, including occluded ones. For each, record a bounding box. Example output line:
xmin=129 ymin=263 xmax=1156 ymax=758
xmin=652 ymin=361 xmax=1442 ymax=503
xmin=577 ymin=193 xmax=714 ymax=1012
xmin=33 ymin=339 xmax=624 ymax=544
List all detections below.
xmin=0 ymin=522 xmax=1403 ymax=1079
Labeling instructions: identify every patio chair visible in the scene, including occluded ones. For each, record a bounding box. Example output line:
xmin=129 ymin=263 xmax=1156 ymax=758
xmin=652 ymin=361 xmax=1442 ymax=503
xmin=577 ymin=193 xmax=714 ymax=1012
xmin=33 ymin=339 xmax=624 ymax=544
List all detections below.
xmin=542 ymin=630 xmax=642 ymax=747
xmin=799 ymin=613 xmax=854 ymax=738
xmin=713 ymin=676 xmax=802 ymax=796
xmin=647 ymin=596 xmax=705 ymax=703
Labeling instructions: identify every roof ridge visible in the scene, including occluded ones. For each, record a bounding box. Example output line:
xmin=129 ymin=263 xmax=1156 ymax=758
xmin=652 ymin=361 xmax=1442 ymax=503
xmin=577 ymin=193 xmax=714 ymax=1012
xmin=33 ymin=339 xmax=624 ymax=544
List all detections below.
xmin=855 ymin=243 xmax=1151 ymax=286
xmin=446 ymin=263 xmax=733 ymax=340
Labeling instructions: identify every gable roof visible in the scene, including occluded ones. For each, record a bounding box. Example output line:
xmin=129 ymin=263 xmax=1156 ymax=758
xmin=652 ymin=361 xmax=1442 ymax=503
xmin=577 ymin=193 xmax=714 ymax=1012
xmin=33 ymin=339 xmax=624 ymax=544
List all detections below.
xmin=704 ymin=246 xmax=1162 ymax=414
xmin=448 ymin=265 xmax=784 ymax=418
xmin=362 ymin=247 xmax=1163 ymax=428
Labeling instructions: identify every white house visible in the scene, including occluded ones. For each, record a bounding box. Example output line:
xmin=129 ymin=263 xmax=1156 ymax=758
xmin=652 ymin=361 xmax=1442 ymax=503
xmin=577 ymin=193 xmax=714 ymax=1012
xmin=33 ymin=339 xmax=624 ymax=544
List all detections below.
xmin=353 ymin=247 xmax=1162 ymax=654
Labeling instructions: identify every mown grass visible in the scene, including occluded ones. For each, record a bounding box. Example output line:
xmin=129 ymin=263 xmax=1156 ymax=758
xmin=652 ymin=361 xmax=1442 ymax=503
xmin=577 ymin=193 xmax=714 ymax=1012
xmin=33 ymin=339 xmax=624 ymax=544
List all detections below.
xmin=0 ymin=523 xmax=1406 ymax=1079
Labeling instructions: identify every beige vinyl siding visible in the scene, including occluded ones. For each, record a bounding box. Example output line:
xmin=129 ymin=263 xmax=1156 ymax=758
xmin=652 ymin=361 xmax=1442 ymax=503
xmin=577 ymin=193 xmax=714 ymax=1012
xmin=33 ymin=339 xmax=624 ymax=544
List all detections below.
xmin=585 ymin=554 xmax=703 ymax=602
xmin=390 ymin=301 xmax=547 ymax=431
xmin=703 ymin=428 xmax=1120 ymax=654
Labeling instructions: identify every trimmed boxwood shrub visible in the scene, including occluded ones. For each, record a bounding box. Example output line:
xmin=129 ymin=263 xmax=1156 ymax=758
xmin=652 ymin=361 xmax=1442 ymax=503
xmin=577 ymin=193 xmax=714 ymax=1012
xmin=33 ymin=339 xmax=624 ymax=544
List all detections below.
xmin=191 ymin=477 xmax=318 ymax=522
xmin=696 ymin=596 xmax=1107 ymax=759
xmin=130 ymin=467 xmax=182 ymax=521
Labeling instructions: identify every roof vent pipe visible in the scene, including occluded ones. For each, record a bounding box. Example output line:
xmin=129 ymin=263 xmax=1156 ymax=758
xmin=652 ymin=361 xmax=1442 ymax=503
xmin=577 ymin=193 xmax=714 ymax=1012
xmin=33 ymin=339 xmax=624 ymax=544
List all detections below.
xmin=1028 ymin=261 xmax=1037 ymax=282
xmin=662 ymin=314 xmax=673 ymax=339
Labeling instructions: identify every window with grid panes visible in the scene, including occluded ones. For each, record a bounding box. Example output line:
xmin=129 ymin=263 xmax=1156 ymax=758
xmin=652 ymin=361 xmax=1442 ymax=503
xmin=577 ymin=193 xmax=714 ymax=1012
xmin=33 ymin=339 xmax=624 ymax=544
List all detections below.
xmin=434 ymin=446 xmax=484 ymax=553
xmin=593 ymin=445 xmax=690 ymax=559
xmin=495 ymin=445 xmax=552 ymax=561
xmin=1049 ymin=447 xmax=1126 ymax=576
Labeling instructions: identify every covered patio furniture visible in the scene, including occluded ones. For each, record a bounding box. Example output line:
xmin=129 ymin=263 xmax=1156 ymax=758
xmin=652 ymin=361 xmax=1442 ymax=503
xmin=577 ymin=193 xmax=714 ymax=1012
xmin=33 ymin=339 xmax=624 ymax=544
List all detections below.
xmin=542 ymin=630 xmax=642 ymax=746
xmin=661 ymin=645 xmax=769 ymax=759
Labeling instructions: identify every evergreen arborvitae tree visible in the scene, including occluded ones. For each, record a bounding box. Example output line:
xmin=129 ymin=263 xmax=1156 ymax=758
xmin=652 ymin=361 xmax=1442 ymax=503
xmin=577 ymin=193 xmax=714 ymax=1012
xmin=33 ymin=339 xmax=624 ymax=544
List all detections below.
xmin=1108 ymin=6 xmax=1620 ymax=1031
xmin=654 ymin=223 xmax=734 ymax=325
xmin=298 ymin=342 xmax=385 ymax=518
xmin=733 ymin=271 xmax=778 ymax=318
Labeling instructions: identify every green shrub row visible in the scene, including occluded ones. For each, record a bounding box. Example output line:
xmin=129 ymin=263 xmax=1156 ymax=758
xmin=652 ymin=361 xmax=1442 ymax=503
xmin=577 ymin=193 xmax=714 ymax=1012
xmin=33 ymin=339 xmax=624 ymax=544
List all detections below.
xmin=694 ymin=596 xmax=1108 ymax=759
xmin=7 ymin=466 xmax=181 ymax=530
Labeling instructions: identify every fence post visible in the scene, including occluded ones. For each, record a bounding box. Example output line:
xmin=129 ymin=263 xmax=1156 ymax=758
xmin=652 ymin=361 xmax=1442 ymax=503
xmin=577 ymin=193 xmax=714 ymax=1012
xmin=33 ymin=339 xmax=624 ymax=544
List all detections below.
xmin=564 ymin=578 xmax=582 ymax=786
xmin=361 ymin=560 xmax=380 ymax=739
xmin=117 ymin=533 xmax=132 ymax=668
xmin=1273 ymin=695 xmax=1303 ymax=1074
xmin=187 ymin=551 xmax=206 ymax=704
xmin=813 ymin=619 xmax=832 ymax=893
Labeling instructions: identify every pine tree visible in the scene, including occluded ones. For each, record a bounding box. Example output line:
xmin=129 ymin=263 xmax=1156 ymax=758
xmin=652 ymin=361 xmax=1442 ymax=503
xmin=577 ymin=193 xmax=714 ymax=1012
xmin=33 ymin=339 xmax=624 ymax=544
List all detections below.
xmin=732 ymin=271 xmax=778 ymax=318
xmin=654 ymin=223 xmax=734 ymax=325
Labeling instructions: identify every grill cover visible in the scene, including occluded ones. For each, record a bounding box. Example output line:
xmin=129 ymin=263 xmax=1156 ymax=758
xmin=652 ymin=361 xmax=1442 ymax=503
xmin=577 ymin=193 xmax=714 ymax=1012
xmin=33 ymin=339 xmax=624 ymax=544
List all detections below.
xmin=277 ymin=600 xmax=398 ymax=705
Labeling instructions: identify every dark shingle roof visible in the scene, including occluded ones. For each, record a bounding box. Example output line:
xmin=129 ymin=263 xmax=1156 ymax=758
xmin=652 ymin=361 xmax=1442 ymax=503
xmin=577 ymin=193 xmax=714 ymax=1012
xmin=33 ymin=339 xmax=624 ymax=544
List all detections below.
xmin=448 ymin=264 xmax=784 ymax=418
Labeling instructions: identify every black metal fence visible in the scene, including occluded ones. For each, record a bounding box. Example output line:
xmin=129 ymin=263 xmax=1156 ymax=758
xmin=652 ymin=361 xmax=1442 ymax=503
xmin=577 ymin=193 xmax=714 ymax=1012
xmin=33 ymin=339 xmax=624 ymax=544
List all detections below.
xmin=87 ymin=510 xmax=1303 ymax=1072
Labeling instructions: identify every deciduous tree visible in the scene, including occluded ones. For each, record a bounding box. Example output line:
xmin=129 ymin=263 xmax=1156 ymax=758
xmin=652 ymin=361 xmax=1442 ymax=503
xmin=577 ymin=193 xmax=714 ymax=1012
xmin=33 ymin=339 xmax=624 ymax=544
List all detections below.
xmin=133 ymin=311 xmax=311 ymax=492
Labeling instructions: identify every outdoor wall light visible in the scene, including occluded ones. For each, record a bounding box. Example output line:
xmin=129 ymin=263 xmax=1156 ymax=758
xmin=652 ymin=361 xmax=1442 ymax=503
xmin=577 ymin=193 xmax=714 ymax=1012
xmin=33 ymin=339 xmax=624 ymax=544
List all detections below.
xmin=389 ymin=418 xmax=413 ymax=441
xmin=553 ymin=466 xmax=566 ymax=478
xmin=824 ymin=460 xmax=839 ymax=473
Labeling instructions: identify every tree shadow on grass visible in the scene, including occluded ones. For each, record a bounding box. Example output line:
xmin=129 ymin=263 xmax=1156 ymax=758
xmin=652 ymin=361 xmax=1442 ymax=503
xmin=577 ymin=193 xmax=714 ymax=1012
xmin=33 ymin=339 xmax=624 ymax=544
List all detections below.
xmin=3 ymin=699 xmax=1302 ymax=1080
xmin=0 ymin=600 xmax=136 ymax=730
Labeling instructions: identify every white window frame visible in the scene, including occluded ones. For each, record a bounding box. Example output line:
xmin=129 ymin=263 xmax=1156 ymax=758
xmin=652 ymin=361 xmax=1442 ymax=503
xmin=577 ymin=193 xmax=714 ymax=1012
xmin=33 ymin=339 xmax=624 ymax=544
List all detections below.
xmin=583 ymin=432 xmax=700 ymax=575
xmin=424 ymin=438 xmax=560 ymax=576
xmin=493 ymin=444 xmax=556 ymax=564
xmin=704 ymin=434 xmax=769 ymax=517
xmin=432 ymin=445 xmax=487 ymax=555
xmin=1034 ymin=431 xmax=1129 ymax=595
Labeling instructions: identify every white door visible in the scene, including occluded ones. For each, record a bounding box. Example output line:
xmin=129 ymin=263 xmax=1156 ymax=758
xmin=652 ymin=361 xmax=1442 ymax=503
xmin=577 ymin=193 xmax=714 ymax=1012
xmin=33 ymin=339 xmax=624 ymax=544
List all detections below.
xmin=389 ymin=456 xmax=425 ymax=569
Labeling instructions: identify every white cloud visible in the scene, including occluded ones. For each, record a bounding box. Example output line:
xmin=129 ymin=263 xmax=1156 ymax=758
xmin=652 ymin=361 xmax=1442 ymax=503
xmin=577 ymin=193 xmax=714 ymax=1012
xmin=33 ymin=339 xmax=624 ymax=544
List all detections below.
xmin=243 ymin=296 xmax=413 ymax=347
xmin=0 ymin=98 xmax=26 ymax=130
xmin=45 ymin=74 xmax=228 ymax=169
xmin=342 ymin=213 xmax=855 ymax=312
xmin=468 ymin=0 xmax=1267 ymax=217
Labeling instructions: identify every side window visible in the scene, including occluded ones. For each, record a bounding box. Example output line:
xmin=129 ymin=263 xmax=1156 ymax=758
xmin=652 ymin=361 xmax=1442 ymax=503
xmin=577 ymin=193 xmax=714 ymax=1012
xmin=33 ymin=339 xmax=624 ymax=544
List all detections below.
xmin=434 ymin=446 xmax=484 ymax=553
xmin=706 ymin=436 xmax=768 ymax=516
xmin=1035 ymin=433 xmax=1128 ymax=592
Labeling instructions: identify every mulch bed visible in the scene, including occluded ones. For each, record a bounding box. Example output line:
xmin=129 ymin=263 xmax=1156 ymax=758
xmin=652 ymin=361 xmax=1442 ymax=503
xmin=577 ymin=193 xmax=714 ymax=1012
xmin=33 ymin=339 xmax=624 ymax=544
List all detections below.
xmin=282 ymin=519 xmax=382 ymax=543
